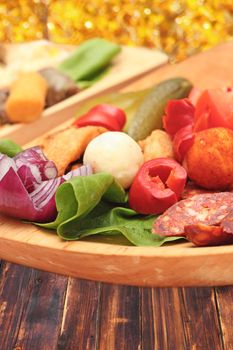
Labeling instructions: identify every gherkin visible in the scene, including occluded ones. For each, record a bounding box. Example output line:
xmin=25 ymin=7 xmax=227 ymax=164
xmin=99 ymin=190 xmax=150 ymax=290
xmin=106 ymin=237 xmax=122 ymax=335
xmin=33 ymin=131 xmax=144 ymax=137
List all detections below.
xmin=126 ymin=78 xmax=193 ymax=141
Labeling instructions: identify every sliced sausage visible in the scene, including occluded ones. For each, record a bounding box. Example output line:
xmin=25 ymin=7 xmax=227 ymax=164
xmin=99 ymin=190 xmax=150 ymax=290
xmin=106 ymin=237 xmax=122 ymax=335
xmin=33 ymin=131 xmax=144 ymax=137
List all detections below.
xmin=184 ymin=223 xmax=233 ymax=246
xmin=153 ymin=192 xmax=233 ymax=237
xmin=181 ymin=181 xmax=218 ymax=199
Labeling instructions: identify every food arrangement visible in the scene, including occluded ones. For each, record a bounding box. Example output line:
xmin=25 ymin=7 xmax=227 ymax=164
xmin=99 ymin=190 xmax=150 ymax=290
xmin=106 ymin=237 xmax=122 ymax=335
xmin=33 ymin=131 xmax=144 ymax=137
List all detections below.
xmin=0 ymin=38 xmax=121 ymax=125
xmin=0 ymin=76 xmax=233 ymax=249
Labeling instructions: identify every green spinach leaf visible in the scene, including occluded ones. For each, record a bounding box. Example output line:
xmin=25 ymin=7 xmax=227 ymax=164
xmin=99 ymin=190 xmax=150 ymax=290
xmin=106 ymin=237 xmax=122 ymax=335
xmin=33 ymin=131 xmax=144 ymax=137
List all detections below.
xmin=39 ymin=173 xmax=182 ymax=247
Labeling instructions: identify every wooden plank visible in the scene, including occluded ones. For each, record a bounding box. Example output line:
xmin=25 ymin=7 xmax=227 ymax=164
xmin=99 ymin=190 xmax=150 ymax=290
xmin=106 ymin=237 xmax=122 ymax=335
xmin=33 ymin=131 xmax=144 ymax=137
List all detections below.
xmin=57 ymin=278 xmax=100 ymax=350
xmin=141 ymin=287 xmax=224 ymax=349
xmin=141 ymin=287 xmax=187 ymax=349
xmin=178 ymin=287 xmax=224 ymax=350
xmin=0 ymin=261 xmax=229 ymax=349
xmin=0 ymin=260 xmax=101 ymax=349
xmin=215 ymin=286 xmax=233 ymax=350
xmin=0 ymin=263 xmax=68 ymax=350
xmin=0 ymin=262 xmax=35 ymax=349
xmin=98 ymin=284 xmax=141 ymax=350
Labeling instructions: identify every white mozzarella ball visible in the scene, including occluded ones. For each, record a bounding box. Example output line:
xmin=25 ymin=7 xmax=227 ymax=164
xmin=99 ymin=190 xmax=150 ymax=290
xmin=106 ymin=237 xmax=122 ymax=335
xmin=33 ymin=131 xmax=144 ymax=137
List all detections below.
xmin=83 ymin=131 xmax=143 ymax=188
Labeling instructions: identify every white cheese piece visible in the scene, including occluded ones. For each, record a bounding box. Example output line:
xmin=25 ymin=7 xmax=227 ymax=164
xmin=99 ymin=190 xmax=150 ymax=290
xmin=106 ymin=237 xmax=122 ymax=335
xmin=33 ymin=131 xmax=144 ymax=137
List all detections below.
xmin=83 ymin=131 xmax=144 ymax=188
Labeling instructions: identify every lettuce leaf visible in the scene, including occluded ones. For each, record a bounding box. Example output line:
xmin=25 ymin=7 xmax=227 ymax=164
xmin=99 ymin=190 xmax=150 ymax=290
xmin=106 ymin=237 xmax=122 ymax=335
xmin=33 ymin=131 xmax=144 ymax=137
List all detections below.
xmin=38 ymin=173 xmax=182 ymax=246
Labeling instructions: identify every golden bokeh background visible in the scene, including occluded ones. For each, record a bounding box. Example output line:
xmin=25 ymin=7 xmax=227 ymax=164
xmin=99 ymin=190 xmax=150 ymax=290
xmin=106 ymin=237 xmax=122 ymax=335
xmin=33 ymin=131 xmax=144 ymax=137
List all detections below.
xmin=0 ymin=0 xmax=232 ymax=61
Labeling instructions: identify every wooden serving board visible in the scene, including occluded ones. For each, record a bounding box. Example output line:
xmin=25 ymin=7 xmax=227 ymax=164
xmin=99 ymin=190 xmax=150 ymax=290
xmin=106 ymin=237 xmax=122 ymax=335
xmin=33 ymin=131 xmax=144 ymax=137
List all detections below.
xmin=0 ymin=42 xmax=233 ymax=287
xmin=0 ymin=45 xmax=168 ymax=143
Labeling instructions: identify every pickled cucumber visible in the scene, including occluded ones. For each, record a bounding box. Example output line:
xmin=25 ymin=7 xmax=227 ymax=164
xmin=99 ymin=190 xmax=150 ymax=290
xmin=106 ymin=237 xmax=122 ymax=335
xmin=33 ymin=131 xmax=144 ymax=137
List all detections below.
xmin=126 ymin=77 xmax=193 ymax=141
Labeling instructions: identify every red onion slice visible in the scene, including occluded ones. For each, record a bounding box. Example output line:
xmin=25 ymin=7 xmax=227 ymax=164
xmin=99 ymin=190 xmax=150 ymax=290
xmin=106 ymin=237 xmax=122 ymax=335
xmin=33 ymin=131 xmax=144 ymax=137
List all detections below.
xmin=0 ymin=155 xmax=17 ymax=181
xmin=30 ymin=177 xmax=63 ymax=208
xmin=14 ymin=146 xmax=58 ymax=193
xmin=0 ymin=153 xmax=93 ymax=223
xmin=29 ymin=177 xmax=64 ymax=222
xmin=63 ymin=163 xmax=92 ymax=180
xmin=0 ymin=159 xmax=44 ymax=221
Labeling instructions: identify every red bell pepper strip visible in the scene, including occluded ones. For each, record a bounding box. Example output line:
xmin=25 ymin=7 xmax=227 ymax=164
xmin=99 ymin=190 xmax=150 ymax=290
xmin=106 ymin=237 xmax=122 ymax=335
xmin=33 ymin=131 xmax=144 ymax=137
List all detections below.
xmin=128 ymin=158 xmax=187 ymax=215
xmin=163 ymin=98 xmax=195 ymax=138
xmin=73 ymin=104 xmax=126 ymax=131
xmin=172 ymin=124 xmax=195 ymax=162
xmin=89 ymin=104 xmax=126 ymax=128
xmin=194 ymin=87 xmax=233 ymax=132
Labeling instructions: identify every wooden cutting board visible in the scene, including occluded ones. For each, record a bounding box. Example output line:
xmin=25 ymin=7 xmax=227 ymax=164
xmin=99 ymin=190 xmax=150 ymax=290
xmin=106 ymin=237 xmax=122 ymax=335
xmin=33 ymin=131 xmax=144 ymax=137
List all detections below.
xmin=0 ymin=42 xmax=233 ymax=287
xmin=0 ymin=45 xmax=168 ymax=143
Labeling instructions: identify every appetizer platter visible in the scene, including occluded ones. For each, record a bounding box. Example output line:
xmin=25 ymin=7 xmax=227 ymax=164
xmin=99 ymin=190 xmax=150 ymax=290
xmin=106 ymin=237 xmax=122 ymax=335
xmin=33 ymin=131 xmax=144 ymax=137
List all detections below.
xmin=0 ymin=39 xmax=168 ymax=143
xmin=0 ymin=42 xmax=232 ymax=287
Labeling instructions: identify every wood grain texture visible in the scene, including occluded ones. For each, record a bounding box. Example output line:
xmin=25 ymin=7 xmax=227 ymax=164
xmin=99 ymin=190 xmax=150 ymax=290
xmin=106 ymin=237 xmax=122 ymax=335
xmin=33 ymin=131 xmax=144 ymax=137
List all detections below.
xmin=0 ymin=262 xmax=34 ymax=350
xmin=141 ymin=287 xmax=224 ymax=350
xmin=215 ymin=286 xmax=233 ymax=350
xmin=57 ymin=278 xmax=100 ymax=350
xmin=0 ymin=261 xmax=68 ymax=350
xmin=0 ymin=261 xmax=231 ymax=350
xmin=12 ymin=271 xmax=68 ymax=350
xmin=141 ymin=287 xmax=187 ymax=349
xmin=178 ymin=287 xmax=224 ymax=350
xmin=98 ymin=284 xmax=141 ymax=350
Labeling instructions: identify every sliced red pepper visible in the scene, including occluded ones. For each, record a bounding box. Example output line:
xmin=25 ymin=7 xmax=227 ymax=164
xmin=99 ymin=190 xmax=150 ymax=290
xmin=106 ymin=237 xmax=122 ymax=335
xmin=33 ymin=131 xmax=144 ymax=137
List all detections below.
xmin=73 ymin=104 xmax=126 ymax=131
xmin=73 ymin=112 xmax=121 ymax=131
xmin=128 ymin=158 xmax=187 ymax=215
xmin=194 ymin=87 xmax=233 ymax=132
xmin=163 ymin=98 xmax=195 ymax=138
xmin=172 ymin=124 xmax=195 ymax=162
xmin=89 ymin=104 xmax=126 ymax=129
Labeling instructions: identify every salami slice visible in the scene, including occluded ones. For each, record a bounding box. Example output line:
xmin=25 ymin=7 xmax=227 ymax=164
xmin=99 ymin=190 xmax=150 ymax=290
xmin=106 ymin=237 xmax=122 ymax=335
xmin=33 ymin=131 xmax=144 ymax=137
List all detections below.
xmin=184 ymin=224 xmax=233 ymax=247
xmin=181 ymin=181 xmax=215 ymax=199
xmin=153 ymin=192 xmax=233 ymax=237
xmin=220 ymin=209 xmax=233 ymax=234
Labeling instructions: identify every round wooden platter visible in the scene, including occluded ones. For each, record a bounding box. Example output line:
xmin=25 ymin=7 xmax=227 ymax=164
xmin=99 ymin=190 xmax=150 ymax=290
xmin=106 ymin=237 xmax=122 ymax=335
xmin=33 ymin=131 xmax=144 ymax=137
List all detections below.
xmin=0 ymin=215 xmax=233 ymax=287
xmin=0 ymin=42 xmax=233 ymax=287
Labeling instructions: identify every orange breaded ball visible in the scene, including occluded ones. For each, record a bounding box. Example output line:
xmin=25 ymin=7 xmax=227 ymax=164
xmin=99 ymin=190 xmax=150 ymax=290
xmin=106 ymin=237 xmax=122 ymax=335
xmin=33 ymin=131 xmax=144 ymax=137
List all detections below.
xmin=184 ymin=127 xmax=233 ymax=190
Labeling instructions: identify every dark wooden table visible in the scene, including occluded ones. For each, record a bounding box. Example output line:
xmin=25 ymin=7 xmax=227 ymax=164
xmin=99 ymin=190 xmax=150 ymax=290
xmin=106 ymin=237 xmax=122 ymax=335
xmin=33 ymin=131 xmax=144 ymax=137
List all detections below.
xmin=0 ymin=260 xmax=232 ymax=350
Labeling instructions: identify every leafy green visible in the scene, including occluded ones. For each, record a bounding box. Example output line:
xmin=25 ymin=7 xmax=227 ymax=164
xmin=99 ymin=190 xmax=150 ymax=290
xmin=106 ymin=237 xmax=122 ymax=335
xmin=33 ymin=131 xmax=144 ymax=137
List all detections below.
xmin=0 ymin=139 xmax=22 ymax=157
xmin=59 ymin=38 xmax=121 ymax=86
xmin=38 ymin=173 xmax=182 ymax=247
xmin=40 ymin=173 xmax=127 ymax=230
